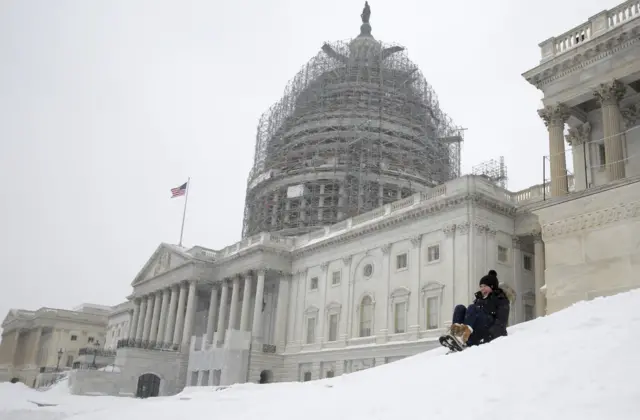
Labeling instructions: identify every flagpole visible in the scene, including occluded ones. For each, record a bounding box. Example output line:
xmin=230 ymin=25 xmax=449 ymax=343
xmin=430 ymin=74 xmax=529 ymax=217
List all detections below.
xmin=179 ymin=177 xmax=191 ymax=247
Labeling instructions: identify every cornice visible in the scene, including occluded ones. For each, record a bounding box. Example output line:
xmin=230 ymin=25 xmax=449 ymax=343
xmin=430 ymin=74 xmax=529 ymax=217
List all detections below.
xmin=524 ymin=25 xmax=640 ymax=88
xmin=292 ymin=192 xmax=516 ymax=257
xmin=542 ymin=199 xmax=640 ymax=239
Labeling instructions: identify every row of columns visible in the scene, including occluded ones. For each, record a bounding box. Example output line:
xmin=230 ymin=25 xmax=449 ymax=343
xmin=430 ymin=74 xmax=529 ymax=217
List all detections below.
xmin=538 ymin=79 xmax=627 ymax=197
xmin=127 ymin=280 xmax=198 ymax=350
xmin=204 ymin=270 xmax=267 ymax=346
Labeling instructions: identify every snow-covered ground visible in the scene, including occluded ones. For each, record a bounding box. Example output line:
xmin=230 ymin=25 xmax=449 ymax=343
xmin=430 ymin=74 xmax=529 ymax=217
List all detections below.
xmin=3 ymin=288 xmax=640 ymax=420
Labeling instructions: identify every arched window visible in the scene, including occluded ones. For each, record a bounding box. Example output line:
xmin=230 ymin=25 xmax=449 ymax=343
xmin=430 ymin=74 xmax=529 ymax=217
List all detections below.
xmin=359 ymin=296 xmax=373 ymax=337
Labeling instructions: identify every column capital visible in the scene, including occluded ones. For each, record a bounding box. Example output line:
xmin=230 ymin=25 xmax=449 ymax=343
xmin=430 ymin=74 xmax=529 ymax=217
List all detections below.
xmin=512 ymin=236 xmax=521 ymax=249
xmin=565 ymin=122 xmax=591 ymax=146
xmin=320 ymin=262 xmax=329 ymax=272
xmin=442 ymin=224 xmax=456 ymax=237
xmin=538 ymin=104 xmax=570 ymax=128
xmin=410 ymin=235 xmax=422 ymax=248
xmin=342 ymin=255 xmax=353 ymax=265
xmin=256 ymin=268 xmax=267 ymax=276
xmin=594 ymin=79 xmax=626 ymax=106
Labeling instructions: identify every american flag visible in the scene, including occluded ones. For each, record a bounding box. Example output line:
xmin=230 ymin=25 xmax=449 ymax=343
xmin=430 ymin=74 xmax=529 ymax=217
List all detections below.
xmin=171 ymin=182 xmax=188 ymax=198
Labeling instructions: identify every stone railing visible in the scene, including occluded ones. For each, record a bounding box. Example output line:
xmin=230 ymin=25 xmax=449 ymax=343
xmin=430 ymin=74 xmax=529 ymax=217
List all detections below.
xmin=539 ymin=0 xmax=640 ymax=62
xmin=116 ymin=338 xmax=181 ymax=352
xmin=78 ymin=348 xmax=116 ymax=357
xmin=511 ymin=175 xmax=575 ymax=204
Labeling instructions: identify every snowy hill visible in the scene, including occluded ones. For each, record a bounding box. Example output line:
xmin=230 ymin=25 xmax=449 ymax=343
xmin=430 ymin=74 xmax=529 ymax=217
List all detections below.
xmin=3 ymin=288 xmax=640 ymax=420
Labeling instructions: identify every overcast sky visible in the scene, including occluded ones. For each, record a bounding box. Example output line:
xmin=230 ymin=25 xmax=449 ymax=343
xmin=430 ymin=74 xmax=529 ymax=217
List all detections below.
xmin=0 ymin=0 xmax=623 ymax=323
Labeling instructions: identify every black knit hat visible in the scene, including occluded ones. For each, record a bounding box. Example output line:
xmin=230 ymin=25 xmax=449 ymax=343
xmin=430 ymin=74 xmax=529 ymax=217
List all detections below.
xmin=479 ymin=270 xmax=499 ymax=290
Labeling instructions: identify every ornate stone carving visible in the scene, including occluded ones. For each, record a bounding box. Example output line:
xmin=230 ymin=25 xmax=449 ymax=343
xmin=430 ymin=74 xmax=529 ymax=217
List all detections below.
xmin=456 ymin=221 xmax=470 ymax=235
xmin=410 ymin=235 xmax=422 ymax=248
xmin=381 ymin=244 xmax=392 ymax=255
xmin=487 ymin=227 xmax=497 ymax=237
xmin=538 ymin=104 xmax=570 ymax=128
xmin=443 ymin=224 xmax=456 ymax=237
xmin=565 ymin=122 xmax=591 ymax=146
xmin=542 ymin=199 xmax=640 ymax=239
xmin=621 ymin=103 xmax=640 ymax=128
xmin=594 ymin=80 xmax=626 ymax=106
xmin=342 ymin=256 xmax=352 ymax=265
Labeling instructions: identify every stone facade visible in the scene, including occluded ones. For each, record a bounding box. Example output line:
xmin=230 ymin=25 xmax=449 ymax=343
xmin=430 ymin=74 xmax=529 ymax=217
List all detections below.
xmin=523 ymin=0 xmax=640 ymax=312
xmin=0 ymin=306 xmax=109 ymax=386
xmin=75 ymin=174 xmax=545 ymax=397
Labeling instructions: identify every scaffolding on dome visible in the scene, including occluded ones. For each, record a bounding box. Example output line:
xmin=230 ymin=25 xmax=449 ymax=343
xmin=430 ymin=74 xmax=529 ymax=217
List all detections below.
xmin=472 ymin=157 xmax=508 ymax=190
xmin=242 ymin=8 xmax=464 ymax=238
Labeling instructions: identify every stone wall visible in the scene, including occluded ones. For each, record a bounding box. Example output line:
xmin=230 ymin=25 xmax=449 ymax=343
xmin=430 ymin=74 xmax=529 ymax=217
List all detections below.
xmin=68 ymin=370 xmax=122 ymax=396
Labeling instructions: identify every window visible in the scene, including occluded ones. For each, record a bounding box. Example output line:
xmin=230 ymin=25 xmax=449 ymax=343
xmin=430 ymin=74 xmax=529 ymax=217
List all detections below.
xmin=88 ymin=337 xmax=95 ymax=343
xmin=326 ymin=370 xmax=335 ymax=378
xmin=328 ymin=313 xmax=338 ymax=342
xmin=331 ymin=271 xmax=341 ymax=286
xmin=523 ymin=254 xmax=533 ymax=271
xmin=306 ymin=317 xmax=316 ymax=344
xmin=396 ymin=253 xmax=408 ymax=270
xmin=363 ymin=263 xmax=373 ymax=277
xmin=498 ymin=245 xmax=509 ymax=263
xmin=303 ymin=372 xmax=312 ymax=382
xmin=427 ymin=245 xmax=440 ymax=262
xmin=394 ymin=302 xmax=406 ymax=333
xmin=525 ymin=304 xmax=534 ymax=322
xmin=359 ymin=296 xmax=373 ymax=337
xmin=598 ymin=143 xmax=606 ymax=167
xmin=70 ymin=335 xmax=77 ymax=341
xmin=310 ymin=277 xmax=319 ymax=290
xmin=426 ymin=296 xmax=439 ymax=329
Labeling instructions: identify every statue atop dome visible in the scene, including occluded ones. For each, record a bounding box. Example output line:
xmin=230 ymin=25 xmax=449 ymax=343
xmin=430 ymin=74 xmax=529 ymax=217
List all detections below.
xmin=361 ymin=2 xmax=371 ymax=24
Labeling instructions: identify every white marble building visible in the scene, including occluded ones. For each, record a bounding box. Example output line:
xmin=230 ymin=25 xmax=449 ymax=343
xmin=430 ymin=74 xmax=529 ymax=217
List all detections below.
xmin=86 ymin=174 xmax=544 ymax=398
xmin=68 ymin=0 xmax=640 ymax=398
xmin=523 ymin=0 xmax=640 ymax=313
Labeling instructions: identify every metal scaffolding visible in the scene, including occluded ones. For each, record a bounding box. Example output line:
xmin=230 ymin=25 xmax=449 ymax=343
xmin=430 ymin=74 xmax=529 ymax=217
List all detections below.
xmin=472 ymin=157 xmax=509 ymax=190
xmin=242 ymin=5 xmax=464 ymax=238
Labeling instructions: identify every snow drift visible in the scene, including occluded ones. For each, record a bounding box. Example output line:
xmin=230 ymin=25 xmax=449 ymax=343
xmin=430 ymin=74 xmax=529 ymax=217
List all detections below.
xmin=3 ymin=288 xmax=640 ymax=420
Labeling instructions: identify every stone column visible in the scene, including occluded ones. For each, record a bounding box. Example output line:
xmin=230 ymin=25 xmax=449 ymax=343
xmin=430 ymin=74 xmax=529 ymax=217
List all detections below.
xmin=512 ymin=237 xmax=523 ymax=324
xmin=135 ymin=297 xmax=147 ymax=342
xmin=240 ymin=272 xmax=253 ymax=331
xmin=128 ymin=299 xmax=141 ymax=340
xmin=172 ymin=282 xmax=188 ymax=346
xmin=10 ymin=330 xmax=20 ymax=366
xmin=205 ymin=285 xmax=219 ymax=345
xmin=538 ymin=104 xmax=570 ymax=197
xmin=149 ymin=291 xmax=162 ymax=344
xmin=594 ymin=80 xmax=627 ymax=182
xmin=273 ymin=273 xmax=291 ymax=351
xmin=164 ymin=285 xmax=179 ymax=345
xmin=29 ymin=328 xmax=42 ymax=366
xmin=534 ymin=234 xmax=546 ymax=318
xmin=142 ymin=295 xmax=155 ymax=342
xmin=216 ymin=280 xmax=230 ymax=345
xmin=181 ymin=281 xmax=198 ymax=348
xmin=252 ymin=269 xmax=266 ymax=339
xmin=228 ymin=276 xmax=241 ymax=331
xmin=156 ymin=288 xmax=170 ymax=346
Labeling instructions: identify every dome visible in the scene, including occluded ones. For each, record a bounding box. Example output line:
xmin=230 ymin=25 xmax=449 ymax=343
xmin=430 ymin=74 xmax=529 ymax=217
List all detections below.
xmin=242 ymin=2 xmax=463 ymax=238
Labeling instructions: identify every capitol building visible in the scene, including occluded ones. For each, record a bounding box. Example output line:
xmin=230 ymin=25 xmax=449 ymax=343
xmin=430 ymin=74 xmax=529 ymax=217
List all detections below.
xmin=3 ymin=1 xmax=640 ymax=397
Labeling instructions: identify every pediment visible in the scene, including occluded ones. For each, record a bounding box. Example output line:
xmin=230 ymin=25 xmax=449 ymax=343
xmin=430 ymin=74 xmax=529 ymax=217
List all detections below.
xmin=131 ymin=243 xmax=191 ymax=286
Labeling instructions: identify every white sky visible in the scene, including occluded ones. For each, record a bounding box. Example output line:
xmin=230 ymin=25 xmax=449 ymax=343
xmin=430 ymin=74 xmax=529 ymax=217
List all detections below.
xmin=0 ymin=0 xmax=623 ymax=323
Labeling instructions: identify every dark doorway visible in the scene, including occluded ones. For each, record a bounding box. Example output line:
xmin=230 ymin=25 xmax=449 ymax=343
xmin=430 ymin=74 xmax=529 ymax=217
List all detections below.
xmin=259 ymin=370 xmax=273 ymax=384
xmin=136 ymin=373 xmax=161 ymax=398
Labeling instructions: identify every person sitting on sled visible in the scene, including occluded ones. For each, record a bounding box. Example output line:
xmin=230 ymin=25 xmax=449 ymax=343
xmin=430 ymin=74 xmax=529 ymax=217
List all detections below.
xmin=450 ymin=270 xmax=510 ymax=347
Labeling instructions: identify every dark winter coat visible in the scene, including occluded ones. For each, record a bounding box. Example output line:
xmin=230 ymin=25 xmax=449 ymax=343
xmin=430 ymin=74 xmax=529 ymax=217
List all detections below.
xmin=469 ymin=287 xmax=510 ymax=344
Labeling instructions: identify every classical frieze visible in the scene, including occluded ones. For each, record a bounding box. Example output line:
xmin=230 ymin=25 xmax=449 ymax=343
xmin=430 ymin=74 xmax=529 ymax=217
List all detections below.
xmin=524 ymin=25 xmax=640 ymax=88
xmin=542 ymin=199 xmax=640 ymax=239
